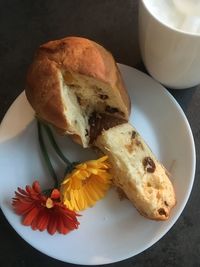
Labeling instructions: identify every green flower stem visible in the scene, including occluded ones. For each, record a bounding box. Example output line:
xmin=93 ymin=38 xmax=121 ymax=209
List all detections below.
xmin=42 ymin=124 xmax=71 ymax=165
xmin=37 ymin=121 xmax=59 ymax=188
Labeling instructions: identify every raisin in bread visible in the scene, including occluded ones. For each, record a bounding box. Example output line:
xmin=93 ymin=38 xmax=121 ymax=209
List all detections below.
xmin=95 ymin=123 xmax=176 ymax=220
xmin=25 ymin=36 xmax=130 ymax=147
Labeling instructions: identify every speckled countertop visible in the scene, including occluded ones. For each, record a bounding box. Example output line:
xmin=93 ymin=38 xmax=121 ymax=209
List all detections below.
xmin=0 ymin=1 xmax=200 ymax=266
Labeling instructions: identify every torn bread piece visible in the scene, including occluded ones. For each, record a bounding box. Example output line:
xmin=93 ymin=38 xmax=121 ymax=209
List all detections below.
xmin=95 ymin=123 xmax=176 ymax=220
xmin=25 ymin=36 xmax=130 ymax=147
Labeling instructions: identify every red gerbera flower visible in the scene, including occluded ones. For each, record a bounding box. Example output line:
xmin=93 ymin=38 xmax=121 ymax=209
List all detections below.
xmin=12 ymin=181 xmax=80 ymax=235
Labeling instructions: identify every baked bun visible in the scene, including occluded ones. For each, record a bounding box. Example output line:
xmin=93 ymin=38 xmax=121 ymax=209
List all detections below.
xmin=25 ymin=36 xmax=131 ymax=147
xmin=95 ymin=123 xmax=176 ymax=220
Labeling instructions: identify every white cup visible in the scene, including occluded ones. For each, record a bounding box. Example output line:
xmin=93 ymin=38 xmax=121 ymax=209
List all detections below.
xmin=139 ymin=0 xmax=200 ymax=89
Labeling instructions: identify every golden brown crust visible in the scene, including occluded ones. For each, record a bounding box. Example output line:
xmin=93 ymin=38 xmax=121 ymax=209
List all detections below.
xmin=115 ymin=63 xmax=131 ymax=116
xmin=26 ymin=37 xmax=130 ymax=136
xmin=26 ymin=56 xmax=68 ymax=131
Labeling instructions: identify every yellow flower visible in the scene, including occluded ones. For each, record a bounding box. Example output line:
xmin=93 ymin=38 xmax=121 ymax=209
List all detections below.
xmin=60 ymin=156 xmax=112 ymax=211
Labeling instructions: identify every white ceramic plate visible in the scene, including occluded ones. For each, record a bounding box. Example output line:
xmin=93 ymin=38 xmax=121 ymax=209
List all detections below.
xmin=0 ymin=64 xmax=196 ymax=265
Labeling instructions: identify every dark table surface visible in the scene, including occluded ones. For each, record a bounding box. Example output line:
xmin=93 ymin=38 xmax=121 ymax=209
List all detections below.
xmin=0 ymin=1 xmax=200 ymax=267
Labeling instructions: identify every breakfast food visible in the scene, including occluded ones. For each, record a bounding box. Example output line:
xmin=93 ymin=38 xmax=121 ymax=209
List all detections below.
xmin=25 ymin=36 xmax=176 ymax=221
xmin=26 ymin=36 xmax=130 ymax=147
xmin=95 ymin=123 xmax=176 ymax=220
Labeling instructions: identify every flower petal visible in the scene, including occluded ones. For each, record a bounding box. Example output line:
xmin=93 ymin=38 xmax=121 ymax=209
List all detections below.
xmin=51 ymin=189 xmax=60 ymax=199
xmin=22 ymin=206 xmax=40 ymax=226
xmin=47 ymin=215 xmax=57 ymax=235
xmin=57 ymin=214 xmax=70 ymax=234
xmin=32 ymin=181 xmax=41 ymax=193
xmin=36 ymin=210 xmax=49 ymax=231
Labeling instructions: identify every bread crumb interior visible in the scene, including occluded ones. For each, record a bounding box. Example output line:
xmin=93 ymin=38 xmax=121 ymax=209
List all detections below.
xmin=61 ymin=71 xmax=126 ymax=147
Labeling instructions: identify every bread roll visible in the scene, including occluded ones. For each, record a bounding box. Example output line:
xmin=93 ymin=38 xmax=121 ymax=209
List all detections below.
xmin=95 ymin=123 xmax=176 ymax=220
xmin=25 ymin=36 xmax=131 ymax=147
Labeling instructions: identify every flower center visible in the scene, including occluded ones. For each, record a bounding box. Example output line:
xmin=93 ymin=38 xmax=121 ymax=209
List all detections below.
xmin=46 ymin=198 xmax=54 ymax=208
